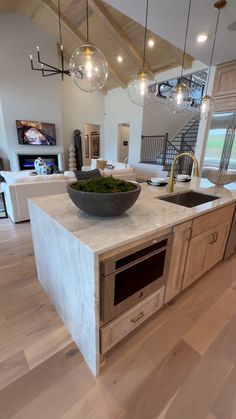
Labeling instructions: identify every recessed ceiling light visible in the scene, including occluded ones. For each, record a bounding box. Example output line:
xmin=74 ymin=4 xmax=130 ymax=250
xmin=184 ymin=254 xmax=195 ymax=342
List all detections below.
xmin=117 ymin=55 xmax=123 ymax=63
xmin=197 ymin=33 xmax=208 ymax=43
xmin=148 ymin=39 xmax=155 ymax=47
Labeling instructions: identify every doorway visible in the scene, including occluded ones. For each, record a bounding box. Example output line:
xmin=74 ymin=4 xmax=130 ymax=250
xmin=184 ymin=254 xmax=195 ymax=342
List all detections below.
xmin=117 ymin=123 xmax=130 ymax=163
xmin=84 ymin=123 xmax=100 ymax=166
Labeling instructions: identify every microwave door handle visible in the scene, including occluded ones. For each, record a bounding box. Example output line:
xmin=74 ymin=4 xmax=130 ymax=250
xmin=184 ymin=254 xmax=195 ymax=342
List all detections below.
xmin=116 ymin=245 xmax=169 ymax=273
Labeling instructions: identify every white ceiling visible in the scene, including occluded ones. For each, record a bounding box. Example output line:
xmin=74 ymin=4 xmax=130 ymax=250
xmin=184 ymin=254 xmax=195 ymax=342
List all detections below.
xmin=104 ymin=0 xmax=236 ymax=66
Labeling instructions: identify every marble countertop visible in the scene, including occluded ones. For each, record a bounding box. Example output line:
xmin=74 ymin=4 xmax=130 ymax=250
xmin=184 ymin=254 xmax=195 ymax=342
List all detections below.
xmin=29 ymin=178 xmax=236 ymax=255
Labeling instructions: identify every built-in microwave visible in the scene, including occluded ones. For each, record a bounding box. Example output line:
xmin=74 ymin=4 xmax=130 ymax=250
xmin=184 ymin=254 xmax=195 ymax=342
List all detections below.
xmin=100 ymin=233 xmax=173 ymax=323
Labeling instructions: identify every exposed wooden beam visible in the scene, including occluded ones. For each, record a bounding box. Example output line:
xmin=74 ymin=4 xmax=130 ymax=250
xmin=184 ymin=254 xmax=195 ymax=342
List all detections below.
xmin=27 ymin=0 xmax=127 ymax=88
xmin=89 ymin=0 xmax=148 ymax=70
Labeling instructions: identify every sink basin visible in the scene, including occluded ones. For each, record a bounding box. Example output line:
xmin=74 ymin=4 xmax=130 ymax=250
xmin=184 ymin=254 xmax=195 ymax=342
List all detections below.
xmin=158 ymin=190 xmax=220 ymax=208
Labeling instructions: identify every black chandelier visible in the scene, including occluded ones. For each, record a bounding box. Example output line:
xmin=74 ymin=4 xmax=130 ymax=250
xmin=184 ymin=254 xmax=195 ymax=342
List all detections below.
xmin=29 ymin=0 xmax=71 ymax=80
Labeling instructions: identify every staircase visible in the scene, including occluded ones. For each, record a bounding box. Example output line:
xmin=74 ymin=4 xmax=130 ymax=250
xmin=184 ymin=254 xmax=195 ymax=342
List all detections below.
xmin=157 ymin=115 xmax=200 ymax=175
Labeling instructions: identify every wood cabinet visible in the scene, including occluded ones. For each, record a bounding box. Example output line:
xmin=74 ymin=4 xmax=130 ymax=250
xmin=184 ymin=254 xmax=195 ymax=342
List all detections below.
xmin=182 ymin=218 xmax=232 ymax=290
xmin=213 ymin=61 xmax=236 ymax=111
xmin=213 ymin=61 xmax=236 ymax=99
xmin=164 ymin=221 xmax=192 ymax=303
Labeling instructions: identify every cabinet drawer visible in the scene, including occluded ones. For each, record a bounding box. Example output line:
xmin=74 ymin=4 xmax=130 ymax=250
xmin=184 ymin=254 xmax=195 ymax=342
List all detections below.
xmin=192 ymin=203 xmax=235 ymax=238
xmin=100 ymin=286 xmax=165 ymax=354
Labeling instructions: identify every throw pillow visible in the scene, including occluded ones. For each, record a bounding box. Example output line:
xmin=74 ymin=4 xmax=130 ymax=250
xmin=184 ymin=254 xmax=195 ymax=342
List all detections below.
xmin=96 ymin=159 xmax=107 ymax=170
xmin=73 ymin=169 xmax=102 ymax=181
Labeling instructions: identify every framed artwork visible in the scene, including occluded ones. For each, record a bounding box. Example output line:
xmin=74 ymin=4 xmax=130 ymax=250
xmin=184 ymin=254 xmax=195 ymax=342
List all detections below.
xmin=91 ymin=132 xmax=100 ymax=158
xmin=85 ymin=134 xmax=89 ymax=158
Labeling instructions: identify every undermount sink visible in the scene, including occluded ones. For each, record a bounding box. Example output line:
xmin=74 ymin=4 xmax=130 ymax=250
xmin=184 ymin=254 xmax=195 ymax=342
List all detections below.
xmin=158 ymin=190 xmax=220 ymax=208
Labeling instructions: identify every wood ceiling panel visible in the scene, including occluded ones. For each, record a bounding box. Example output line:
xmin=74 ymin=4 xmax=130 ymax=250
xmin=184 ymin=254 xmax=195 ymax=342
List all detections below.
xmin=0 ymin=0 xmax=194 ymax=91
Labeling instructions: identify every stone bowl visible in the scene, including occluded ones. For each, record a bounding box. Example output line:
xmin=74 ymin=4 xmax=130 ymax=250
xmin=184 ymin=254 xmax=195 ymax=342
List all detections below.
xmin=203 ymin=167 xmax=236 ymax=185
xmin=68 ymin=182 xmax=141 ymax=216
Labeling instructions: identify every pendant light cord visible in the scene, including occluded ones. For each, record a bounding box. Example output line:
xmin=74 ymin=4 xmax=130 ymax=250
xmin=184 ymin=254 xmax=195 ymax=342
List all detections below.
xmin=205 ymin=7 xmax=221 ymax=95
xmin=142 ymin=0 xmax=149 ymax=69
xmin=180 ymin=0 xmax=191 ymax=79
xmin=86 ymin=0 xmax=89 ymax=43
xmin=58 ymin=0 xmax=63 ymax=47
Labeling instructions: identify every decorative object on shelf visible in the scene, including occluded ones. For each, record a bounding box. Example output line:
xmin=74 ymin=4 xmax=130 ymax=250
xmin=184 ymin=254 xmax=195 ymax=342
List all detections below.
xmin=68 ymin=177 xmax=141 ymax=216
xmin=200 ymin=0 xmax=227 ymax=120
xmin=74 ymin=130 xmax=83 ymax=170
xmin=68 ymin=144 xmax=77 ymax=171
xmin=127 ymin=0 xmax=154 ymax=106
xmin=91 ymin=131 xmax=100 ymax=158
xmin=29 ymin=0 xmax=70 ymax=80
xmin=167 ymin=0 xmax=193 ymax=114
xmin=34 ymin=157 xmax=59 ymax=174
xmin=69 ymin=0 xmax=108 ymax=92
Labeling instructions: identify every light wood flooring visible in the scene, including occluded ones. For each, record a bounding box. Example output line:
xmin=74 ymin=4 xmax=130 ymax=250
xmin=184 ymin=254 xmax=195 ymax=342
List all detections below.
xmin=1 ymin=218 xmax=236 ymax=418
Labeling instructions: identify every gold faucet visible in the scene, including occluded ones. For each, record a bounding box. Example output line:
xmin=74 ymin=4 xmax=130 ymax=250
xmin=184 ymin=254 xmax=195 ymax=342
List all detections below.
xmin=167 ymin=152 xmax=199 ymax=193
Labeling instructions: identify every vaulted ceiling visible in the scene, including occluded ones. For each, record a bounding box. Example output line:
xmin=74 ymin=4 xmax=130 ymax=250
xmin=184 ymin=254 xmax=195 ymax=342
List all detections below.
xmin=0 ymin=0 xmax=194 ymax=90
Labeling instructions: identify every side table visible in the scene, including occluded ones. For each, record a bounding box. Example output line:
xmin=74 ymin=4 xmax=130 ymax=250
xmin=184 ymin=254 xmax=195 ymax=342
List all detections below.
xmin=0 ymin=188 xmax=8 ymax=219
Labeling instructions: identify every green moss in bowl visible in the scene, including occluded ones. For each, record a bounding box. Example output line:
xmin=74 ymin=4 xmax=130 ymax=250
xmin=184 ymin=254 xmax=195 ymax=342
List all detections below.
xmin=68 ymin=176 xmax=141 ymax=216
xmin=71 ymin=177 xmax=137 ymax=193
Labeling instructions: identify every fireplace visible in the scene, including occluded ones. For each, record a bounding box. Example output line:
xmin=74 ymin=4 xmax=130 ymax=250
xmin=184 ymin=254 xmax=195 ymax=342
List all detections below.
xmin=18 ymin=154 xmax=60 ymax=171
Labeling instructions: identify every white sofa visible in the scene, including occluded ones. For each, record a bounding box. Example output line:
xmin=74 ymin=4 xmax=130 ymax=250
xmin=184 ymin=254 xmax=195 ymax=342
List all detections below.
xmin=0 ymin=165 xmax=136 ymax=223
xmin=82 ymin=161 xmax=136 ymax=181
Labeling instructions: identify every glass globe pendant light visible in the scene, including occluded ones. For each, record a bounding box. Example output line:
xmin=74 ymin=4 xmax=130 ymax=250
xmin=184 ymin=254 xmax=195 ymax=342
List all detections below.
xmin=127 ymin=0 xmax=154 ymax=106
xmin=167 ymin=0 xmax=193 ymax=114
xmin=69 ymin=0 xmax=108 ymax=92
xmin=200 ymin=0 xmax=227 ymax=119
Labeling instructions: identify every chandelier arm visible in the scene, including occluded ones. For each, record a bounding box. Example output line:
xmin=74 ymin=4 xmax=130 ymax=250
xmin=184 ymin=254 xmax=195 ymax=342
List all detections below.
xmin=142 ymin=0 xmax=149 ymax=69
xmin=180 ymin=0 xmax=191 ymax=79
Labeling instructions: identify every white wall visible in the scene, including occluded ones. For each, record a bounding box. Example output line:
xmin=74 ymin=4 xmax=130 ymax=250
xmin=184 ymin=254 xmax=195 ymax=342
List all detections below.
xmin=142 ymin=100 xmax=192 ymax=139
xmin=60 ymin=76 xmax=105 ymax=169
xmin=0 ymin=13 xmax=63 ymax=171
xmin=104 ymin=87 xmax=143 ymax=165
xmin=0 ymin=98 xmax=9 ymax=170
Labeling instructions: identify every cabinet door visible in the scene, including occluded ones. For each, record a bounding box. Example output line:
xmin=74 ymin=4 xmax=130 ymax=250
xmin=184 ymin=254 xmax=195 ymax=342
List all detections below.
xmin=205 ymin=219 xmax=231 ymax=271
xmin=182 ymin=219 xmax=232 ymax=290
xmin=213 ymin=61 xmax=236 ymax=98
xmin=182 ymin=229 xmax=210 ymax=290
xmin=164 ymin=221 xmax=192 ymax=303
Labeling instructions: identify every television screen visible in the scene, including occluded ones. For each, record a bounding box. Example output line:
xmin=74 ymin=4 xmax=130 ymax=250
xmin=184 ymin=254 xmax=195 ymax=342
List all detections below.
xmin=16 ymin=120 xmax=56 ymax=145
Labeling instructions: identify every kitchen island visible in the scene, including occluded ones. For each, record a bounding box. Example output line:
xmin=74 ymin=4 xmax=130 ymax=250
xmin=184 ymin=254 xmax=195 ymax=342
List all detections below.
xmin=29 ymin=178 xmax=236 ymax=375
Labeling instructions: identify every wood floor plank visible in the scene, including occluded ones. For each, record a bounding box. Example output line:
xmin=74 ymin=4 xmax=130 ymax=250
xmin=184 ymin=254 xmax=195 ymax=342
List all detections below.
xmin=212 ymin=367 xmax=236 ymax=419
xmin=183 ymin=288 xmax=236 ymax=355
xmin=25 ymin=326 xmax=73 ymax=369
xmin=0 ymin=343 xmax=95 ymax=419
xmin=162 ymin=351 xmax=233 ymax=419
xmin=143 ymin=311 xmax=195 ymax=365
xmin=60 ymin=384 xmax=125 ymax=419
xmin=0 ymin=351 xmax=29 ymax=391
xmin=116 ymin=340 xmax=200 ymax=419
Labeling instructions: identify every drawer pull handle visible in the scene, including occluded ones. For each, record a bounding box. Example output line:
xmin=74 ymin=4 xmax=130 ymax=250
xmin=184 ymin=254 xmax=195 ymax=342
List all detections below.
xmin=187 ymin=227 xmax=193 ymax=241
xmin=214 ymin=232 xmax=219 ymax=243
xmin=131 ymin=312 xmax=144 ymax=323
xmin=209 ymin=233 xmax=215 ymax=244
